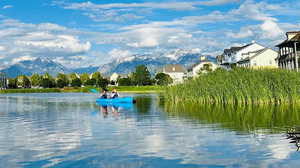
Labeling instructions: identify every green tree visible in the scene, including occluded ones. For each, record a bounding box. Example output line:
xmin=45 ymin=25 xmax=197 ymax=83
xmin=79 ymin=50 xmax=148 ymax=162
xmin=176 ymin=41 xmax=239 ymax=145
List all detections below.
xmin=98 ymin=78 xmax=109 ymax=88
xmin=17 ymin=75 xmax=31 ymax=88
xmin=8 ymin=78 xmax=17 ymax=89
xmin=71 ymin=78 xmax=82 ymax=87
xmin=91 ymin=72 xmax=102 ymax=82
xmin=132 ymin=65 xmax=152 ymax=86
xmin=80 ymin=73 xmax=90 ymax=86
xmin=85 ymin=78 xmax=96 ymax=86
xmin=155 ymin=73 xmax=173 ymax=86
xmin=117 ymin=77 xmax=132 ymax=86
xmin=41 ymin=72 xmax=56 ymax=88
xmin=56 ymin=73 xmax=69 ymax=88
xmin=31 ymin=73 xmax=42 ymax=88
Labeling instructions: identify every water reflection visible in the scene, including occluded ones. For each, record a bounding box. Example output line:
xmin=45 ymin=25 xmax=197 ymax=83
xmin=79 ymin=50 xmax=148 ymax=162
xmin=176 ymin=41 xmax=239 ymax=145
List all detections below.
xmin=287 ymin=128 xmax=300 ymax=151
xmin=0 ymin=93 xmax=300 ymax=168
xmin=165 ymin=103 xmax=300 ymax=133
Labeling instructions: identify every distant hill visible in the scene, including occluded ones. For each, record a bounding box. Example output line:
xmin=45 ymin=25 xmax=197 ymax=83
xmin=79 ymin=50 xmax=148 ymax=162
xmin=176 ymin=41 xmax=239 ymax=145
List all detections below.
xmin=0 ymin=57 xmax=71 ymax=78
xmin=0 ymin=49 xmax=216 ymax=78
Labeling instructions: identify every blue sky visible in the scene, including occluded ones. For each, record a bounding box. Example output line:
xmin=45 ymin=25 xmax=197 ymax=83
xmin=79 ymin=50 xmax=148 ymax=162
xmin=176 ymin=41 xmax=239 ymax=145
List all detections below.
xmin=0 ymin=0 xmax=299 ymax=68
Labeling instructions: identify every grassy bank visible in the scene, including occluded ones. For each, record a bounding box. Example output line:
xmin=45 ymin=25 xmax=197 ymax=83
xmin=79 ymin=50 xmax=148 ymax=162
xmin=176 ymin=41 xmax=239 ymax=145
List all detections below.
xmin=0 ymin=86 xmax=163 ymax=94
xmin=165 ymin=68 xmax=300 ymax=104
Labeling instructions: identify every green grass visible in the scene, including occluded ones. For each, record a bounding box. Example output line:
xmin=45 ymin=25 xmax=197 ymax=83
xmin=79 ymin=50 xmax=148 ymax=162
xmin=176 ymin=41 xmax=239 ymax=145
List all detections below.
xmin=0 ymin=86 xmax=163 ymax=94
xmin=165 ymin=68 xmax=300 ymax=105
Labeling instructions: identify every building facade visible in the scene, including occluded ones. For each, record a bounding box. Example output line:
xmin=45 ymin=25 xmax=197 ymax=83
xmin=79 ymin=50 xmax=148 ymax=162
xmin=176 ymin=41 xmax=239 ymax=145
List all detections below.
xmin=237 ymin=48 xmax=278 ymax=68
xmin=190 ymin=61 xmax=219 ymax=77
xmin=220 ymin=42 xmax=265 ymax=68
xmin=162 ymin=64 xmax=187 ymax=84
xmin=276 ymin=31 xmax=300 ymax=71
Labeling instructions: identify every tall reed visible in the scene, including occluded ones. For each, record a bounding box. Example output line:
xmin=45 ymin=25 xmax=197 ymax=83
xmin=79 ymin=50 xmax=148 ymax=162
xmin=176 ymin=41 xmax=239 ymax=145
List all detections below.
xmin=165 ymin=68 xmax=300 ymax=105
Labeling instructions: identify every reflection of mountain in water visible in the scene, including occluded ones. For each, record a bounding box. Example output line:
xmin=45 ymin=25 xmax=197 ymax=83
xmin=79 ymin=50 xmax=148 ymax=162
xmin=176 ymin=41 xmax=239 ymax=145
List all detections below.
xmin=165 ymin=103 xmax=300 ymax=133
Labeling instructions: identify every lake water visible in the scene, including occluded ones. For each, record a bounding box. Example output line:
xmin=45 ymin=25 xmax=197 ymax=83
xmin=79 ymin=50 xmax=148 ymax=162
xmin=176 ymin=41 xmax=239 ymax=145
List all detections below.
xmin=0 ymin=93 xmax=300 ymax=168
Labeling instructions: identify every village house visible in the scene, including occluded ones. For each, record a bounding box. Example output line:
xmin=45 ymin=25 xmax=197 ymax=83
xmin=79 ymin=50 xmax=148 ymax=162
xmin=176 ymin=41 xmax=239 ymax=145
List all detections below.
xmin=276 ymin=31 xmax=300 ymax=71
xmin=161 ymin=64 xmax=187 ymax=84
xmin=237 ymin=48 xmax=278 ymax=68
xmin=220 ymin=41 xmax=265 ymax=68
xmin=110 ymin=73 xmax=119 ymax=83
xmin=189 ymin=56 xmax=219 ymax=77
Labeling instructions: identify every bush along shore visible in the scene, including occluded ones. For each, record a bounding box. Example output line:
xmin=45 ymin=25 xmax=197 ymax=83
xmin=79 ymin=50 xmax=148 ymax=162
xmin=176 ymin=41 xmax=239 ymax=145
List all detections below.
xmin=165 ymin=68 xmax=300 ymax=105
xmin=0 ymin=86 xmax=164 ymax=94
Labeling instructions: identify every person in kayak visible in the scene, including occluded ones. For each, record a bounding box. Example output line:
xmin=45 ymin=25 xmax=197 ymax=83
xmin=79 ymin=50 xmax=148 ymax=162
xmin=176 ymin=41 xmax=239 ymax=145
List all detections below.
xmin=111 ymin=88 xmax=119 ymax=99
xmin=100 ymin=89 xmax=108 ymax=99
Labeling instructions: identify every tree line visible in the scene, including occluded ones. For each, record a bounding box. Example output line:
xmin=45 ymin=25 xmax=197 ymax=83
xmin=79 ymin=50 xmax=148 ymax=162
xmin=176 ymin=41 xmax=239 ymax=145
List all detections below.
xmin=6 ymin=65 xmax=173 ymax=89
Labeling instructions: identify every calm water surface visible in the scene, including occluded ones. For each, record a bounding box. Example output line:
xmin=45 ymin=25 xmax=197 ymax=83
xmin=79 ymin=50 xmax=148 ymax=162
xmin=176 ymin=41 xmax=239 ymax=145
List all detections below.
xmin=0 ymin=93 xmax=300 ymax=168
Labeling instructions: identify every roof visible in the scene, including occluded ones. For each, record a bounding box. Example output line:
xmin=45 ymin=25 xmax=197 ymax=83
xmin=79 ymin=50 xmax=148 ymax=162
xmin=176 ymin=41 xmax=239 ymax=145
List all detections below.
xmin=223 ymin=43 xmax=252 ymax=54
xmin=276 ymin=32 xmax=300 ymax=47
xmin=163 ymin=64 xmax=187 ymax=73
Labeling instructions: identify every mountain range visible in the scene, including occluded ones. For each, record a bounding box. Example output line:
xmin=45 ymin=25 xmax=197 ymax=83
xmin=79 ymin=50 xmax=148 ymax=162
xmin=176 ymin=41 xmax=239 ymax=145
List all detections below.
xmin=0 ymin=49 xmax=216 ymax=78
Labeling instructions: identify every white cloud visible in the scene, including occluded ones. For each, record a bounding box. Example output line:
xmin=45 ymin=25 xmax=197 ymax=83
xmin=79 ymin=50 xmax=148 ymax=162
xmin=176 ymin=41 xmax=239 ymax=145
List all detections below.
xmin=2 ymin=5 xmax=13 ymax=9
xmin=260 ymin=20 xmax=283 ymax=39
xmin=0 ymin=19 xmax=92 ymax=67
xmin=109 ymin=49 xmax=132 ymax=60
xmin=12 ymin=55 xmax=36 ymax=64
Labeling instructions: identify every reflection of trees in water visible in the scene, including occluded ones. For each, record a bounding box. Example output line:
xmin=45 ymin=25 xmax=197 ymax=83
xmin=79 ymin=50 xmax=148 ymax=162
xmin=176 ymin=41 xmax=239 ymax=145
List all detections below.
xmin=134 ymin=96 xmax=153 ymax=115
xmin=165 ymin=103 xmax=300 ymax=133
xmin=287 ymin=128 xmax=300 ymax=151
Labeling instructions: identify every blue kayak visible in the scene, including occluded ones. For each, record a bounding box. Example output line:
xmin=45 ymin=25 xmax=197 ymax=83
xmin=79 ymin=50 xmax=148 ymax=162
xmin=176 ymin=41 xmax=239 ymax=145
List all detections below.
xmin=96 ymin=102 xmax=133 ymax=109
xmin=96 ymin=97 xmax=134 ymax=103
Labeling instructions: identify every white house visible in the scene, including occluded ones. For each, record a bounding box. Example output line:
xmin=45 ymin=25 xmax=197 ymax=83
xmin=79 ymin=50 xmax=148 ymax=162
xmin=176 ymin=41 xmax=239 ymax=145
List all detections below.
xmin=237 ymin=48 xmax=278 ymax=68
xmin=221 ymin=41 xmax=265 ymax=68
xmin=110 ymin=73 xmax=119 ymax=82
xmin=162 ymin=64 xmax=187 ymax=84
xmin=191 ymin=61 xmax=219 ymax=77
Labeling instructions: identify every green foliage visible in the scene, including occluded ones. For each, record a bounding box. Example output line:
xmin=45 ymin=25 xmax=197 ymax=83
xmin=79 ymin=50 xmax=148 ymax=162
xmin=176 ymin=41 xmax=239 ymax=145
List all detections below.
xmin=56 ymin=73 xmax=69 ymax=88
xmin=198 ymin=63 xmax=213 ymax=75
xmin=17 ymin=75 xmax=31 ymax=88
xmin=31 ymin=73 xmax=42 ymax=87
xmin=71 ymin=78 xmax=82 ymax=87
xmin=132 ymin=65 xmax=152 ymax=86
xmin=8 ymin=78 xmax=17 ymax=89
xmin=117 ymin=77 xmax=132 ymax=86
xmin=85 ymin=78 xmax=96 ymax=86
xmin=41 ymin=72 xmax=56 ymax=88
xmin=155 ymin=73 xmax=173 ymax=86
xmin=91 ymin=72 xmax=102 ymax=81
xmin=97 ymin=78 xmax=109 ymax=88
xmin=80 ymin=73 xmax=90 ymax=86
xmin=165 ymin=68 xmax=300 ymax=105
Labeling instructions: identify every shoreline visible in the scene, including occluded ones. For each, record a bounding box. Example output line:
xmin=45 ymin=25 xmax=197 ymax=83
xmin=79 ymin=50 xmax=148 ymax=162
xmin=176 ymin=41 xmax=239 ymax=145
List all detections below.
xmin=0 ymin=86 xmax=163 ymax=94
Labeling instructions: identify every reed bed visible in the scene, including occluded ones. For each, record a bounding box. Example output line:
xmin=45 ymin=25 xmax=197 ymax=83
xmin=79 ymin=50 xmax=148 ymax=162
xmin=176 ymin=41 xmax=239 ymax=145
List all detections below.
xmin=165 ymin=68 xmax=300 ymax=105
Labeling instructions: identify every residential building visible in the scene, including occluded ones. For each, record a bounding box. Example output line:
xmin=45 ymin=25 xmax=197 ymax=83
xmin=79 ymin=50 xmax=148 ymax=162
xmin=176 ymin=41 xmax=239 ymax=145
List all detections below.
xmin=162 ymin=64 xmax=187 ymax=84
xmin=110 ymin=73 xmax=119 ymax=82
xmin=237 ymin=48 xmax=278 ymax=68
xmin=220 ymin=41 xmax=265 ymax=68
xmin=189 ymin=56 xmax=219 ymax=77
xmin=276 ymin=31 xmax=300 ymax=71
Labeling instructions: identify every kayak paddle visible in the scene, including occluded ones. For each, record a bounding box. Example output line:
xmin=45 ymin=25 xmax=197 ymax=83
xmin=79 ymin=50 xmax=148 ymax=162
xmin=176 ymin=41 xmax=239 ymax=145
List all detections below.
xmin=90 ymin=89 xmax=99 ymax=93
